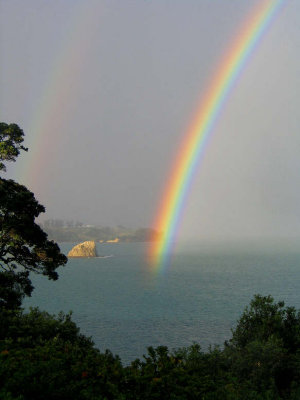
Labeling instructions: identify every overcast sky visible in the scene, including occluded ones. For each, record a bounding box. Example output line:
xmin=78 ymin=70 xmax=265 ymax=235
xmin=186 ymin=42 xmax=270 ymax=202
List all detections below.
xmin=1 ymin=0 xmax=299 ymax=241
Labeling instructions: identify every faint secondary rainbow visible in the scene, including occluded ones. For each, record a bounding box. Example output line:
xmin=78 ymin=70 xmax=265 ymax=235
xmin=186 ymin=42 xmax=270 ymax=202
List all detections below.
xmin=149 ymin=0 xmax=285 ymax=272
xmin=15 ymin=1 xmax=101 ymax=190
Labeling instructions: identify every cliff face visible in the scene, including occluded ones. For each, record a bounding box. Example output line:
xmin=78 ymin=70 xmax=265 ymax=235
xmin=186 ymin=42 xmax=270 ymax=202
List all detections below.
xmin=67 ymin=241 xmax=97 ymax=258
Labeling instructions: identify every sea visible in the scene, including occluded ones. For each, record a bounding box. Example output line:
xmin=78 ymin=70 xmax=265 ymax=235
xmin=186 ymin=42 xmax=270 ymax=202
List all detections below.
xmin=24 ymin=241 xmax=300 ymax=364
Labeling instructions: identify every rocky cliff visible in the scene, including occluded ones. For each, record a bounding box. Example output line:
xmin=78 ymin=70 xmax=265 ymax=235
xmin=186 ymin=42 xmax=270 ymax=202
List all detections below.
xmin=67 ymin=241 xmax=97 ymax=257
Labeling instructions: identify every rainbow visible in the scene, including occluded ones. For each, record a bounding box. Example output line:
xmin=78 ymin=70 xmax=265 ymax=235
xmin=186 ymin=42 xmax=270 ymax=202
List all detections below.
xmin=149 ymin=0 xmax=285 ymax=272
xmin=15 ymin=1 xmax=101 ymax=189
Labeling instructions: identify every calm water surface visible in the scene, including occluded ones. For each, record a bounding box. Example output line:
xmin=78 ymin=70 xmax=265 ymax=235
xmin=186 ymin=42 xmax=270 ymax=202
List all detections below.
xmin=24 ymin=242 xmax=300 ymax=363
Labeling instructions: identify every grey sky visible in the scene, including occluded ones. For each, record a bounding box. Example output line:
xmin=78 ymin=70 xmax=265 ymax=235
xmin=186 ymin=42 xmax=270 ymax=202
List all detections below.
xmin=1 ymin=0 xmax=299 ymax=240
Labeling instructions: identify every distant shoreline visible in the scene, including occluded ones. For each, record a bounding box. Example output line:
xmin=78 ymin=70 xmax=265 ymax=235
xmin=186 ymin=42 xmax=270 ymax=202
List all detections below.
xmin=40 ymin=222 xmax=162 ymax=244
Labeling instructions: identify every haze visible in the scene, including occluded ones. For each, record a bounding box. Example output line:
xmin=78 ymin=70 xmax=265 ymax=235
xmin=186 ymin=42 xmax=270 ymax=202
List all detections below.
xmin=1 ymin=0 xmax=299 ymax=242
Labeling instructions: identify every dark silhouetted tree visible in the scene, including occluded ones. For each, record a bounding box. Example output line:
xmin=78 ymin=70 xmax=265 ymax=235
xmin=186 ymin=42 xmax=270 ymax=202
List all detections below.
xmin=0 ymin=122 xmax=67 ymax=308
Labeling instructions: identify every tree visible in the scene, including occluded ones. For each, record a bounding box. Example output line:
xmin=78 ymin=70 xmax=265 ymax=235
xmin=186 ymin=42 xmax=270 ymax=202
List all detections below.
xmin=0 ymin=122 xmax=67 ymax=308
xmin=0 ymin=122 xmax=28 ymax=171
xmin=225 ymin=295 xmax=300 ymax=397
xmin=0 ymin=308 xmax=124 ymax=400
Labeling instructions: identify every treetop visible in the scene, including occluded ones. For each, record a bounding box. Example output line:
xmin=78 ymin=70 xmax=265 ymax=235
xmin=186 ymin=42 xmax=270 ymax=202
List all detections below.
xmin=0 ymin=122 xmax=28 ymax=172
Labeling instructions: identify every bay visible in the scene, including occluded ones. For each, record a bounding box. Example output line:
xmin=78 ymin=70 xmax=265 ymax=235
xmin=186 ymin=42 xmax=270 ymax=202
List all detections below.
xmin=24 ymin=241 xmax=300 ymax=364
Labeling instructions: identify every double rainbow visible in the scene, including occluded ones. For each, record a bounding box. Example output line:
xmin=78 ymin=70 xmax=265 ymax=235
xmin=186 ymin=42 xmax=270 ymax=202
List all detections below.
xmin=150 ymin=0 xmax=285 ymax=271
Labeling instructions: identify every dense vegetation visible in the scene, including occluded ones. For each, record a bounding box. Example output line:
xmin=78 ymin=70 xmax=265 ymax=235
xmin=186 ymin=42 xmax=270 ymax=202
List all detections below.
xmin=0 ymin=123 xmax=67 ymax=309
xmin=1 ymin=123 xmax=300 ymax=399
xmin=2 ymin=295 xmax=300 ymax=399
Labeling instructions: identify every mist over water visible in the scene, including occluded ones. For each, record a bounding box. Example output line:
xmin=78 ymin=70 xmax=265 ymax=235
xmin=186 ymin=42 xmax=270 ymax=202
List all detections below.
xmin=2 ymin=0 xmax=300 ymax=366
xmin=1 ymin=1 xmax=300 ymax=243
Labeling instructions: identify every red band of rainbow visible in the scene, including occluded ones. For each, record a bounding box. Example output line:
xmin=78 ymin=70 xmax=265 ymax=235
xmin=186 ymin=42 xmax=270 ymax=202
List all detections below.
xmin=149 ymin=0 xmax=285 ymax=272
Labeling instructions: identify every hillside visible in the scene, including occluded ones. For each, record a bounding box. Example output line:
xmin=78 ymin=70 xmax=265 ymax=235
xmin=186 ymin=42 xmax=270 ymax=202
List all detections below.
xmin=40 ymin=220 xmax=161 ymax=243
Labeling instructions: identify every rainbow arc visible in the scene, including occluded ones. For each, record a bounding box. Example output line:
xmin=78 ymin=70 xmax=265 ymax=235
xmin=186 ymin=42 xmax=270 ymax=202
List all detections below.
xmin=149 ymin=0 xmax=285 ymax=272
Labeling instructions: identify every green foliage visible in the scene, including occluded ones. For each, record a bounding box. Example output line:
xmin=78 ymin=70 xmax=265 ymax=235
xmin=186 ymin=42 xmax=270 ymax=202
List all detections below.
xmin=124 ymin=344 xmax=235 ymax=400
xmin=0 ymin=270 xmax=33 ymax=310
xmin=0 ymin=308 xmax=124 ymax=400
xmin=122 ymin=297 xmax=300 ymax=399
xmin=0 ymin=178 xmax=67 ymax=308
xmin=1 ymin=296 xmax=300 ymax=399
xmin=0 ymin=122 xmax=67 ymax=308
xmin=1 ymin=123 xmax=300 ymax=398
xmin=225 ymin=295 xmax=300 ymax=397
xmin=0 ymin=122 xmax=27 ymax=172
